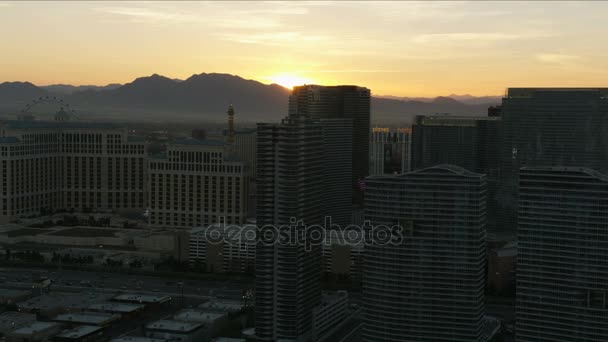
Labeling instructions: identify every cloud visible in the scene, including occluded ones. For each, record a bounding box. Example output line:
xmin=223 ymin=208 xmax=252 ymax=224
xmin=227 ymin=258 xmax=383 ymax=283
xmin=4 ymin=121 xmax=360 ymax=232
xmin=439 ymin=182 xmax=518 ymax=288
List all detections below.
xmin=535 ymin=53 xmax=581 ymax=65
xmin=94 ymin=6 xmax=197 ymax=23
xmin=295 ymin=69 xmax=404 ymax=74
xmin=93 ymin=4 xmax=293 ymax=29
xmin=413 ymin=32 xmax=523 ymax=44
xmin=220 ymin=32 xmax=330 ymax=45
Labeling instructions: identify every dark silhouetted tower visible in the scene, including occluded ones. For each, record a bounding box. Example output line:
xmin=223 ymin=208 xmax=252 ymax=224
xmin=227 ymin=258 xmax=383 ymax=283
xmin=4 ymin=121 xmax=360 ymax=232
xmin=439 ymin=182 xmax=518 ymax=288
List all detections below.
xmin=289 ymin=85 xmax=371 ymax=223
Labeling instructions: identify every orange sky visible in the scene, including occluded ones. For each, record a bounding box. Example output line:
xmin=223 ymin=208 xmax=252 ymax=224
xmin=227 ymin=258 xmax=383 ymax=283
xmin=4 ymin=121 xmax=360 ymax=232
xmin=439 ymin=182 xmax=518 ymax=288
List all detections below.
xmin=1 ymin=1 xmax=608 ymax=96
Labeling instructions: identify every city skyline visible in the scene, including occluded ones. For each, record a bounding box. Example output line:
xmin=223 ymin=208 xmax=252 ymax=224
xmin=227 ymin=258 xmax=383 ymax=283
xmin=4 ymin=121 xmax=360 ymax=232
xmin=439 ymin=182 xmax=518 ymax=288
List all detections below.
xmin=3 ymin=1 xmax=608 ymax=96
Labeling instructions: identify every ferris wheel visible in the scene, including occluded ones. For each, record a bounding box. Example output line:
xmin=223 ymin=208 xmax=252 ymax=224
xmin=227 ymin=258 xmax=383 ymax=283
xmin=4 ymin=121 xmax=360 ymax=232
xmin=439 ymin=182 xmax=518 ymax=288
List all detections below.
xmin=20 ymin=96 xmax=79 ymax=121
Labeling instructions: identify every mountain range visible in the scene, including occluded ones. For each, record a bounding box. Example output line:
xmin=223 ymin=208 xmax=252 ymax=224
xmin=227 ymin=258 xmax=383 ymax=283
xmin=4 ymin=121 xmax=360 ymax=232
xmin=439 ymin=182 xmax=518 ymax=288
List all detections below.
xmin=0 ymin=73 xmax=499 ymax=123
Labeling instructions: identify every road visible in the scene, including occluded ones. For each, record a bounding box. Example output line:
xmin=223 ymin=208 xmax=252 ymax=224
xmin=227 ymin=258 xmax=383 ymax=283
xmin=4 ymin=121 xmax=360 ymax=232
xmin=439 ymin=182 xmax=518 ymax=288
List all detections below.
xmin=0 ymin=266 xmax=246 ymax=300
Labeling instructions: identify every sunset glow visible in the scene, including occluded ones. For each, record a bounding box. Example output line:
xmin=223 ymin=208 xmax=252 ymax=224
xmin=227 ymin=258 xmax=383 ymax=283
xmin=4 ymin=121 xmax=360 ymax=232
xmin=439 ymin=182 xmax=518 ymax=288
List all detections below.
xmin=268 ymin=74 xmax=315 ymax=89
xmin=1 ymin=2 xmax=608 ymax=96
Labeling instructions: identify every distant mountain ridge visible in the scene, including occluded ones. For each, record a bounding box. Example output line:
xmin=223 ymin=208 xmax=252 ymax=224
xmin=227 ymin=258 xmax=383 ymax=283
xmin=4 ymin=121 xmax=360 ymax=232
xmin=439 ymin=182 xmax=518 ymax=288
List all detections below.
xmin=0 ymin=73 xmax=499 ymax=123
xmin=376 ymin=94 xmax=502 ymax=105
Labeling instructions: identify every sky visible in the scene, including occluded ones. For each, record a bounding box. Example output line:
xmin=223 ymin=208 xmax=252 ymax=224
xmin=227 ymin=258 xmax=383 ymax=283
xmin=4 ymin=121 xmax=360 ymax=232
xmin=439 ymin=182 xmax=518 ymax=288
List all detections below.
xmin=1 ymin=1 xmax=608 ymax=97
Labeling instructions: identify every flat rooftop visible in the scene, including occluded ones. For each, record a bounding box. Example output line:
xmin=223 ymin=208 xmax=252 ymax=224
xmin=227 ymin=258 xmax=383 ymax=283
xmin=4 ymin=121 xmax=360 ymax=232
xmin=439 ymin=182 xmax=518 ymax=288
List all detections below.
xmin=0 ymin=312 xmax=36 ymax=333
xmin=173 ymin=309 xmax=226 ymax=323
xmin=54 ymin=311 xmax=119 ymax=325
xmin=88 ymin=302 xmax=145 ymax=313
xmin=10 ymin=321 xmax=60 ymax=335
xmin=198 ymin=299 xmax=242 ymax=313
xmin=110 ymin=337 xmax=167 ymax=342
xmin=56 ymin=325 xmax=104 ymax=339
xmin=113 ymin=293 xmax=171 ymax=304
xmin=145 ymin=319 xmax=204 ymax=333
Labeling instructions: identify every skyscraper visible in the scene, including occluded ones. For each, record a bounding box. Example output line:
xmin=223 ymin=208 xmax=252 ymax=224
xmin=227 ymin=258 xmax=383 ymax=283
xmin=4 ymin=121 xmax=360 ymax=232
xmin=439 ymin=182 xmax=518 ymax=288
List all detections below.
xmin=369 ymin=127 xmax=411 ymax=176
xmin=289 ymin=85 xmax=371 ymax=214
xmin=255 ymin=115 xmax=324 ymax=341
xmin=411 ymin=114 xmax=501 ymax=235
xmin=363 ymin=165 xmax=487 ymax=342
xmin=499 ymin=88 xmax=608 ymax=232
xmin=517 ymin=167 xmax=608 ymax=342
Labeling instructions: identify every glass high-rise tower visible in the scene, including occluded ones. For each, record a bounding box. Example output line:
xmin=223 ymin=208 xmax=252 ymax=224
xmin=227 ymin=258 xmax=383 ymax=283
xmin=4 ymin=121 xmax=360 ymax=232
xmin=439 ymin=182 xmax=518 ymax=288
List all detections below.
xmin=498 ymin=88 xmax=608 ymax=232
xmin=254 ymin=115 xmax=324 ymax=341
xmin=289 ymin=85 xmax=371 ymax=221
xmin=517 ymin=167 xmax=608 ymax=341
xmin=363 ymin=165 xmax=487 ymax=342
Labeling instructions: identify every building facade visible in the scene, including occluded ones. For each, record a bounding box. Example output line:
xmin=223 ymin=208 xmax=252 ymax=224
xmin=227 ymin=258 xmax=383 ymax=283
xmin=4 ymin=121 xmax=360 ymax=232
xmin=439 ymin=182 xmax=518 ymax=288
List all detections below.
xmin=147 ymin=139 xmax=248 ymax=228
xmin=499 ymin=88 xmax=608 ymax=232
xmin=363 ymin=165 xmax=487 ymax=342
xmin=369 ymin=127 xmax=410 ymax=176
xmin=517 ymin=167 xmax=608 ymax=342
xmin=0 ymin=121 xmax=146 ymax=223
xmin=231 ymin=129 xmax=257 ymax=181
xmin=189 ymin=224 xmax=256 ymax=274
xmin=289 ymin=84 xmax=371 ymax=212
xmin=411 ymin=114 xmax=501 ymax=236
xmin=255 ymin=116 xmax=324 ymax=341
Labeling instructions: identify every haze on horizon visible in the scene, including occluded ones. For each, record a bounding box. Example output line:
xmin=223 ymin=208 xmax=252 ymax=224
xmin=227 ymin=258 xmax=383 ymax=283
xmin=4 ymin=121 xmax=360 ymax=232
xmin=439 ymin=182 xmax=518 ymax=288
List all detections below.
xmin=1 ymin=1 xmax=607 ymax=97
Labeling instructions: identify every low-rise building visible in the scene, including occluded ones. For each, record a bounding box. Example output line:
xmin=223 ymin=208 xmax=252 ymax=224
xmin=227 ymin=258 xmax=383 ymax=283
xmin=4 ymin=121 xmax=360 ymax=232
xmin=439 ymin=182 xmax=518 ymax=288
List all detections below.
xmin=112 ymin=293 xmax=171 ymax=306
xmin=189 ymin=224 xmax=255 ymax=274
xmin=53 ymin=325 xmax=105 ymax=342
xmin=87 ymin=302 xmax=145 ymax=317
xmin=6 ymin=321 xmax=63 ymax=342
xmin=198 ymin=299 xmax=242 ymax=314
xmin=144 ymin=319 xmax=207 ymax=342
xmin=110 ymin=337 xmax=166 ymax=342
xmin=53 ymin=312 xmax=120 ymax=327
xmin=0 ymin=312 xmax=36 ymax=336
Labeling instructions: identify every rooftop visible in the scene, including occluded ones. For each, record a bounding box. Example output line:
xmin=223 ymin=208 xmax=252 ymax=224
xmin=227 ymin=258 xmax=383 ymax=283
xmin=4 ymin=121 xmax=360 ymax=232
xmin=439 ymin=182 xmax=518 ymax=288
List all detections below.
xmin=198 ymin=299 xmax=242 ymax=313
xmin=0 ymin=312 xmax=36 ymax=334
xmin=113 ymin=293 xmax=171 ymax=304
xmin=88 ymin=302 xmax=145 ymax=313
xmin=10 ymin=321 xmax=59 ymax=335
xmin=110 ymin=337 xmax=167 ymax=342
xmin=56 ymin=325 xmax=104 ymax=339
xmin=507 ymin=87 xmax=608 ymax=97
xmin=145 ymin=319 xmax=204 ymax=333
xmin=173 ymin=309 xmax=226 ymax=323
xmin=53 ymin=311 xmax=119 ymax=325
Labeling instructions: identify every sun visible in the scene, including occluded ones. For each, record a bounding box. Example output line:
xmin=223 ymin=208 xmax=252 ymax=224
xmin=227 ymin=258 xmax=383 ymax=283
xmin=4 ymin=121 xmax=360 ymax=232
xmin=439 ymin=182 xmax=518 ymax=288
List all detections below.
xmin=268 ymin=74 xmax=315 ymax=89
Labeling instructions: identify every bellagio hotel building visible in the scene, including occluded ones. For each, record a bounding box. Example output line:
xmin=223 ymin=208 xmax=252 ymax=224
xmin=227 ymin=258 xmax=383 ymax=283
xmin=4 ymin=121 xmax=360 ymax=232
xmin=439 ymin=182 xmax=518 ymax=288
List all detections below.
xmin=0 ymin=120 xmax=146 ymax=223
xmin=147 ymin=139 xmax=248 ymax=228
xmin=0 ymin=120 xmax=249 ymax=228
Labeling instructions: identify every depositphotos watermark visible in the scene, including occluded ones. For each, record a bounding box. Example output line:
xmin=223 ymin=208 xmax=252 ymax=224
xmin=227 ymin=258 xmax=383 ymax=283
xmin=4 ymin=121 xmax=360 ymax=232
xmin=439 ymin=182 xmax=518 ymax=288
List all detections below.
xmin=203 ymin=217 xmax=410 ymax=251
